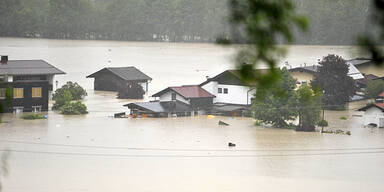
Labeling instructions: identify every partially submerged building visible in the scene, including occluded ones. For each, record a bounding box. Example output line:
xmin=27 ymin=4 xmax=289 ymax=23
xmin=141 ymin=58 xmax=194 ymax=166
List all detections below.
xmin=288 ymin=63 xmax=364 ymax=86
xmin=0 ymin=56 xmax=65 ymax=113
xmin=200 ymin=70 xmax=257 ymax=106
xmin=125 ymin=70 xmax=259 ymax=117
xmin=126 ymin=85 xmax=215 ymax=117
xmin=87 ymin=67 xmax=152 ymax=99
xmin=357 ymin=93 xmax=384 ymax=127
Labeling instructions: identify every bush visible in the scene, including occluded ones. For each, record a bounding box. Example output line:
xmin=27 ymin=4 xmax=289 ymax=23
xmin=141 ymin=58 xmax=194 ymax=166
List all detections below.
xmin=53 ymin=81 xmax=87 ymax=101
xmin=339 ymin=116 xmax=347 ymax=120
xmin=317 ymin=119 xmax=329 ymax=127
xmin=52 ymin=82 xmax=88 ymax=115
xmin=365 ymin=80 xmax=384 ymax=99
xmin=52 ymin=89 xmax=72 ymax=110
xmin=60 ymin=101 xmax=88 ymax=115
xmin=21 ymin=113 xmax=44 ymax=120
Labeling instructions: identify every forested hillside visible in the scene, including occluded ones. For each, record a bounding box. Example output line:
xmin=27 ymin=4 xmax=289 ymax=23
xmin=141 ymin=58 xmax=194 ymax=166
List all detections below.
xmin=0 ymin=0 xmax=374 ymax=45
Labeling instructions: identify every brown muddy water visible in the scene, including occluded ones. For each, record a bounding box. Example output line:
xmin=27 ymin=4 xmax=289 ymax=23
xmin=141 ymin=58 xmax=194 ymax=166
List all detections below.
xmin=0 ymin=38 xmax=384 ymax=192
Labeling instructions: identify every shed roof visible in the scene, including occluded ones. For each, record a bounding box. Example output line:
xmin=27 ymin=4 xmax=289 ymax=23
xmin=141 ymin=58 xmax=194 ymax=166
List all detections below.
xmin=199 ymin=69 xmax=269 ymax=86
xmin=288 ymin=63 xmax=364 ymax=80
xmin=0 ymin=60 xmax=65 ymax=75
xmin=124 ymin=101 xmax=191 ymax=113
xmin=87 ymin=67 xmax=152 ymax=81
xmin=347 ymin=58 xmax=373 ymax=67
xmin=152 ymin=85 xmax=215 ymax=99
xmin=358 ymin=103 xmax=384 ymax=112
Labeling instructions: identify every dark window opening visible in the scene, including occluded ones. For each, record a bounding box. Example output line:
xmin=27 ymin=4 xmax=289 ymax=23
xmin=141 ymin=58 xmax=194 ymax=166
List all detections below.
xmin=171 ymin=93 xmax=176 ymax=101
xmin=224 ymin=88 xmax=228 ymax=94
xmin=218 ymin=88 xmax=222 ymax=93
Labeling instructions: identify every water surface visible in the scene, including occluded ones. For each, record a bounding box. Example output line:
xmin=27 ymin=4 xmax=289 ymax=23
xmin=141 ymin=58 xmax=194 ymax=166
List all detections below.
xmin=0 ymin=38 xmax=383 ymax=192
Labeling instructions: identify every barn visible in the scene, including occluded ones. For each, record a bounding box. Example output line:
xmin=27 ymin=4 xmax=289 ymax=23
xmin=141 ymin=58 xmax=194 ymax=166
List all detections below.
xmin=86 ymin=67 xmax=152 ymax=99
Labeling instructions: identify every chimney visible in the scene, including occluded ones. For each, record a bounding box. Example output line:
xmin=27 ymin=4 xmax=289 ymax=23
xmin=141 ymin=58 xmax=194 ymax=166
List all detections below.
xmin=1 ymin=55 xmax=8 ymax=64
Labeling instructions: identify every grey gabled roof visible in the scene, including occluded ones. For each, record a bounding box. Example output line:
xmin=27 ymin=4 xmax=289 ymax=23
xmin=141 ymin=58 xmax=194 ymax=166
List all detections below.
xmin=0 ymin=60 xmax=65 ymax=75
xmin=87 ymin=67 xmax=152 ymax=81
xmin=124 ymin=101 xmax=191 ymax=113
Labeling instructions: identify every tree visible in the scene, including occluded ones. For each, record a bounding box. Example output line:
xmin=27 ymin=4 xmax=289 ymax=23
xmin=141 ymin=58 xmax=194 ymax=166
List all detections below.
xmin=52 ymin=89 xmax=72 ymax=110
xmin=53 ymin=81 xmax=87 ymax=101
xmin=296 ymin=85 xmax=322 ymax=132
xmin=311 ymin=54 xmax=357 ymax=109
xmin=253 ymin=68 xmax=298 ymax=128
xmin=365 ymin=80 xmax=384 ymax=98
xmin=52 ymin=82 xmax=88 ymax=115
xmin=218 ymin=0 xmax=308 ymax=88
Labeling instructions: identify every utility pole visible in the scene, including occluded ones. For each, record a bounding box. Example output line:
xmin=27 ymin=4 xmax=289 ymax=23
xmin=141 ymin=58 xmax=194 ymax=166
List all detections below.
xmin=321 ymin=107 xmax=325 ymax=133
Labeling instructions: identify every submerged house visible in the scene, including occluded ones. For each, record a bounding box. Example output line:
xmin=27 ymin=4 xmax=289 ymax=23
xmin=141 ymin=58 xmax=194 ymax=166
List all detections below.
xmin=125 ymin=69 xmax=261 ymax=117
xmin=0 ymin=56 xmax=65 ymax=113
xmin=126 ymin=85 xmax=215 ymax=117
xmin=288 ymin=63 xmax=364 ymax=86
xmin=200 ymin=70 xmax=257 ymax=106
xmin=86 ymin=67 xmax=152 ymax=99
xmin=358 ymin=93 xmax=384 ymax=127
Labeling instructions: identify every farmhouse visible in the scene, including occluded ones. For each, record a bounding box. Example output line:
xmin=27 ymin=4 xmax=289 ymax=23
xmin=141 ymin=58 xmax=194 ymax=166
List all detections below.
xmin=125 ymin=69 xmax=263 ymax=117
xmin=358 ymin=93 xmax=384 ymax=127
xmin=126 ymin=85 xmax=215 ymax=117
xmin=288 ymin=62 xmax=364 ymax=86
xmin=0 ymin=56 xmax=65 ymax=113
xmin=199 ymin=70 xmax=257 ymax=106
xmin=86 ymin=67 xmax=152 ymax=99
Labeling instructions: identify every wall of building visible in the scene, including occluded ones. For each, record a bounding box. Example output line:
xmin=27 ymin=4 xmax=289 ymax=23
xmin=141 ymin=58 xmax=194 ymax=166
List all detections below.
xmin=0 ymin=81 xmax=49 ymax=112
xmin=159 ymin=91 xmax=190 ymax=104
xmin=202 ymin=81 xmax=255 ymax=105
xmin=190 ymin=97 xmax=213 ymax=109
xmin=94 ymin=72 xmax=125 ymax=91
xmin=363 ymin=107 xmax=384 ymax=127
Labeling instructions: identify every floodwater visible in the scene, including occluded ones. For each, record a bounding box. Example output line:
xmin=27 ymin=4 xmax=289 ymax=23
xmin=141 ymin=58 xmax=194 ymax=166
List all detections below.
xmin=0 ymin=38 xmax=384 ymax=192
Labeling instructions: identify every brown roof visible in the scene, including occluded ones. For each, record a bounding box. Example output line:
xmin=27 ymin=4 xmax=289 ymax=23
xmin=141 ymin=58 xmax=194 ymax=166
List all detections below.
xmin=379 ymin=92 xmax=384 ymax=97
xmin=152 ymin=85 xmax=215 ymax=99
xmin=358 ymin=103 xmax=384 ymax=111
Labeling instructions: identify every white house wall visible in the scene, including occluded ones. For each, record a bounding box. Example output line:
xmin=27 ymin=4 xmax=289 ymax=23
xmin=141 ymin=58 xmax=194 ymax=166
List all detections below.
xmin=364 ymin=107 xmax=384 ymax=126
xmin=158 ymin=91 xmax=190 ymax=104
xmin=202 ymin=81 xmax=255 ymax=105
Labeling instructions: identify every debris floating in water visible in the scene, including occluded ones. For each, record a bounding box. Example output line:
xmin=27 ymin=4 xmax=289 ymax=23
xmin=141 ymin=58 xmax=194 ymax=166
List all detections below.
xmin=207 ymin=115 xmax=215 ymax=119
xmin=228 ymin=142 xmax=236 ymax=147
xmin=218 ymin=121 xmax=229 ymax=126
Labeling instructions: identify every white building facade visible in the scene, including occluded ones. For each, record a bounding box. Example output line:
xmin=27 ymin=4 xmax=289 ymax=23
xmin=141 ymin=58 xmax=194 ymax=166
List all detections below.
xmin=200 ymin=70 xmax=256 ymax=106
xmin=359 ymin=104 xmax=384 ymax=127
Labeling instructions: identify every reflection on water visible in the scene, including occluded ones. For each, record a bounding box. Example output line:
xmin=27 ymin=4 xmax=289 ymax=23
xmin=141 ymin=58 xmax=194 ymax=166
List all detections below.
xmin=0 ymin=38 xmax=383 ymax=192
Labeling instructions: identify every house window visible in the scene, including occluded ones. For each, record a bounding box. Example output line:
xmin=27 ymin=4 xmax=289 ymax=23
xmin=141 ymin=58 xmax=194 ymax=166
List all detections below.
xmin=0 ymin=88 xmax=5 ymax=99
xmin=32 ymin=87 xmax=42 ymax=98
xmin=13 ymin=88 xmax=24 ymax=99
xmin=218 ymin=88 xmax=222 ymax=93
xmin=171 ymin=93 xmax=176 ymax=101
xmin=224 ymin=88 xmax=228 ymax=94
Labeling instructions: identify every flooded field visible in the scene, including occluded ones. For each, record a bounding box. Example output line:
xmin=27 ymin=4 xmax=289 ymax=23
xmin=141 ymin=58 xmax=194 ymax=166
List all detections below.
xmin=0 ymin=38 xmax=384 ymax=192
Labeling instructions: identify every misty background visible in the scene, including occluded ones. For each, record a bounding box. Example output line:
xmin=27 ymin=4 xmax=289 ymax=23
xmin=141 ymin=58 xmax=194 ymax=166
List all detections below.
xmin=0 ymin=0 xmax=374 ymax=45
